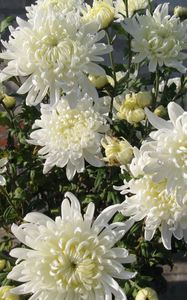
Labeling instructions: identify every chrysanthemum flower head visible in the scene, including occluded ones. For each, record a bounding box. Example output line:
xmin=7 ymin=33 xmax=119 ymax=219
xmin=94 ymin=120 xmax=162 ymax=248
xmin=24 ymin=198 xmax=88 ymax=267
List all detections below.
xmin=28 ymin=94 xmax=109 ymax=180
xmin=124 ymin=3 xmax=187 ymax=73
xmin=26 ymin=0 xmax=84 ymax=20
xmin=0 ymin=9 xmax=112 ymax=106
xmin=144 ymin=102 xmax=187 ymax=204
xmin=115 ymin=175 xmax=187 ymax=250
xmin=8 ymin=192 xmax=136 ymax=300
xmin=0 ymin=157 xmax=8 ymax=186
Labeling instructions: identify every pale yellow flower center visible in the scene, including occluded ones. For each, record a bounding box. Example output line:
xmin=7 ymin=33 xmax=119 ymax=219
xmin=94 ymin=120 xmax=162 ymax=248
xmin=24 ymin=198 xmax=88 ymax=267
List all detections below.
xmin=33 ymin=32 xmax=73 ymax=69
xmin=49 ymin=234 xmax=104 ymax=294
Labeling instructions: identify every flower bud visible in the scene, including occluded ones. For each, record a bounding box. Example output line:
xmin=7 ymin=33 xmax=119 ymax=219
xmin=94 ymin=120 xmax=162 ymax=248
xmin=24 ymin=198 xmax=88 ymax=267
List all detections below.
xmin=154 ymin=105 xmax=167 ymax=117
xmin=83 ymin=0 xmax=115 ymax=29
xmin=135 ymin=288 xmax=159 ymax=300
xmin=2 ymin=95 xmax=16 ymax=109
xmin=124 ymin=93 xmax=137 ymax=109
xmin=0 ymin=83 xmax=6 ymax=101
xmin=134 ymin=91 xmax=152 ymax=108
xmin=0 ymin=286 xmax=20 ymax=300
xmin=102 ymin=136 xmax=133 ymax=165
xmin=174 ymin=6 xmax=187 ymax=20
xmin=88 ymin=75 xmax=108 ymax=89
xmin=0 ymin=259 xmax=6 ymax=271
xmin=127 ymin=108 xmax=145 ymax=124
xmin=116 ymin=101 xmax=128 ymax=120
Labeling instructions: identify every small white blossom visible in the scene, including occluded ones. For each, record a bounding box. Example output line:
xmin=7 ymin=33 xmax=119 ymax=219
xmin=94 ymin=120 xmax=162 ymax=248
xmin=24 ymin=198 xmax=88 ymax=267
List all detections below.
xmin=115 ymin=176 xmax=187 ymax=250
xmin=0 ymin=157 xmax=8 ymax=186
xmin=144 ymin=102 xmax=187 ymax=204
xmin=28 ymin=94 xmax=109 ymax=180
xmin=8 ymin=192 xmax=136 ymax=300
xmin=0 ymin=9 xmax=112 ymax=105
xmin=124 ymin=3 xmax=187 ymax=73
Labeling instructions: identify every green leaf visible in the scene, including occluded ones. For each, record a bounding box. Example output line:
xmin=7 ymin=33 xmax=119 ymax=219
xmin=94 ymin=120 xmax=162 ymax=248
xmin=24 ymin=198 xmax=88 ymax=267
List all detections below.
xmin=0 ymin=112 xmax=11 ymax=127
xmin=0 ymin=16 xmax=14 ymax=33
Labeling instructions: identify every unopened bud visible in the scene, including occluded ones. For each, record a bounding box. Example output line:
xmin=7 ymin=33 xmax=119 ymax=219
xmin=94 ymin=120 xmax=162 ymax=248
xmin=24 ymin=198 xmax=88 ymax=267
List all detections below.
xmin=83 ymin=0 xmax=115 ymax=29
xmin=88 ymin=75 xmax=108 ymax=89
xmin=135 ymin=288 xmax=159 ymax=300
xmin=102 ymin=136 xmax=133 ymax=165
xmin=154 ymin=105 xmax=167 ymax=117
xmin=2 ymin=95 xmax=16 ymax=109
xmin=0 ymin=286 xmax=20 ymax=300
xmin=135 ymin=91 xmax=152 ymax=108
xmin=174 ymin=6 xmax=187 ymax=20
xmin=0 ymin=259 xmax=6 ymax=271
xmin=127 ymin=108 xmax=145 ymax=124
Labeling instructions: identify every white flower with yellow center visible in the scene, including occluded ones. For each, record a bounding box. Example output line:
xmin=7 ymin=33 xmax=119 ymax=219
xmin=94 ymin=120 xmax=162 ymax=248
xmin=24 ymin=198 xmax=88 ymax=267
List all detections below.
xmin=115 ymin=0 xmax=151 ymax=19
xmin=116 ymin=176 xmax=187 ymax=250
xmin=124 ymin=3 xmax=187 ymax=73
xmin=0 ymin=10 xmax=112 ymax=106
xmin=144 ymin=102 xmax=187 ymax=204
xmin=28 ymin=95 xmax=109 ymax=180
xmin=8 ymin=192 xmax=136 ymax=300
xmin=82 ymin=0 xmax=115 ymax=29
xmin=0 ymin=157 xmax=8 ymax=186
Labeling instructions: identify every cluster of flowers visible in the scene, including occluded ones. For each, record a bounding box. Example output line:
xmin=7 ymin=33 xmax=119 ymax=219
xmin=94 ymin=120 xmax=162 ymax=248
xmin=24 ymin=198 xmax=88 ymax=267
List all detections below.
xmin=0 ymin=0 xmax=187 ymax=299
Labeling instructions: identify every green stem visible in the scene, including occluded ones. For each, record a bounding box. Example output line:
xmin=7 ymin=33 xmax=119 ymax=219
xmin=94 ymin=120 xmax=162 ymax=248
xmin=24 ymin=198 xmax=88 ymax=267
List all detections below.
xmin=153 ymin=68 xmax=160 ymax=109
xmin=124 ymin=0 xmax=132 ymax=70
xmin=148 ymin=0 xmax=153 ymax=13
xmin=105 ymin=30 xmax=117 ymax=120
xmin=1 ymin=100 xmax=16 ymax=130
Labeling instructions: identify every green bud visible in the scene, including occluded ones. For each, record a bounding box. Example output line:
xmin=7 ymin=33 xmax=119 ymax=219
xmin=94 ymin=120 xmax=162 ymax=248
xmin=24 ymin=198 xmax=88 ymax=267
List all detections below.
xmin=0 ymin=259 xmax=6 ymax=271
xmin=174 ymin=6 xmax=187 ymax=20
xmin=2 ymin=95 xmax=16 ymax=109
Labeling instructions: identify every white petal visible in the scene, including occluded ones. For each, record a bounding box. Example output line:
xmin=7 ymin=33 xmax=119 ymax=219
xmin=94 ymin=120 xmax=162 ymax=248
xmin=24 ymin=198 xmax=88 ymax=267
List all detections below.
xmin=145 ymin=107 xmax=173 ymax=129
xmin=161 ymin=222 xmax=172 ymax=250
xmin=167 ymin=102 xmax=184 ymax=125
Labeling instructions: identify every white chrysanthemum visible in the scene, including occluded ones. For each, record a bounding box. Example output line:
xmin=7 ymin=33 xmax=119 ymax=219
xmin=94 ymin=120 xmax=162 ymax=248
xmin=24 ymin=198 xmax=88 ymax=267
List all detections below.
xmin=28 ymin=95 xmax=109 ymax=180
xmin=26 ymin=0 xmax=84 ymax=21
xmin=115 ymin=0 xmax=150 ymax=19
xmin=124 ymin=4 xmax=187 ymax=73
xmin=0 ymin=11 xmax=112 ymax=105
xmin=8 ymin=192 xmax=136 ymax=300
xmin=144 ymin=102 xmax=187 ymax=204
xmin=0 ymin=157 xmax=8 ymax=186
xmin=116 ymin=176 xmax=187 ymax=250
